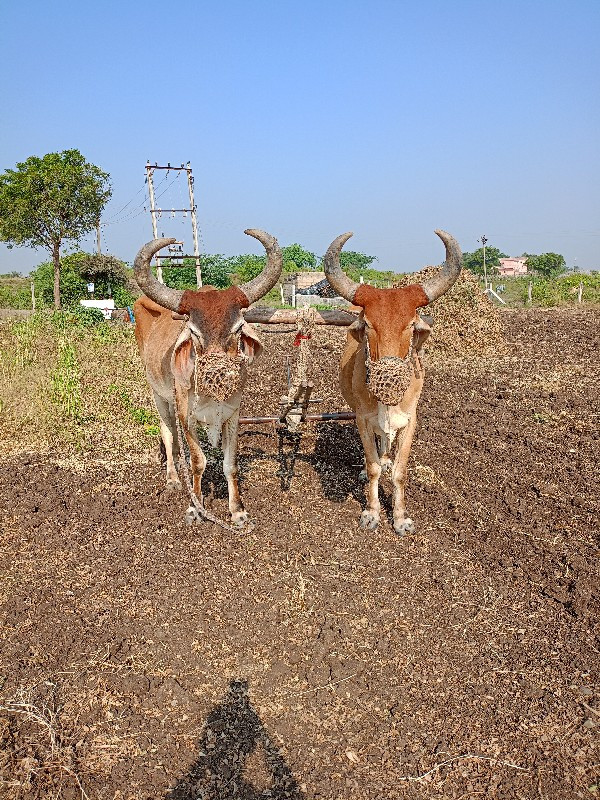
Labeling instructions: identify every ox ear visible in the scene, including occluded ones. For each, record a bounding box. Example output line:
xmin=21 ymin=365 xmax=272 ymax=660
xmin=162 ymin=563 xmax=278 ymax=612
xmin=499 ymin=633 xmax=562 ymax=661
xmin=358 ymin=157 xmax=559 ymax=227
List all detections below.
xmin=171 ymin=330 xmax=195 ymax=389
xmin=413 ymin=314 xmax=433 ymax=354
xmin=240 ymin=322 xmax=263 ymax=363
xmin=347 ymin=317 xmax=366 ymax=343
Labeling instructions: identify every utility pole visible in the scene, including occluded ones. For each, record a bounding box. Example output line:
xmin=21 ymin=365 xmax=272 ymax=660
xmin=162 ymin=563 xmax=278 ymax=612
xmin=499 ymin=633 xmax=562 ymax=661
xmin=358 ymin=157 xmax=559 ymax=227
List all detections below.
xmin=96 ymin=219 xmax=102 ymax=256
xmin=186 ymin=162 xmax=202 ymax=287
xmin=145 ymin=160 xmax=202 ymax=287
xmin=146 ymin=161 xmax=162 ymax=283
xmin=478 ymin=235 xmax=488 ymax=291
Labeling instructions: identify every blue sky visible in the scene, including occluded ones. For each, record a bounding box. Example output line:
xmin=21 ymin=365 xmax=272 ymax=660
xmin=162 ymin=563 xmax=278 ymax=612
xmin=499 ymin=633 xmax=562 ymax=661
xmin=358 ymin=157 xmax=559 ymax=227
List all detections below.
xmin=1 ymin=0 xmax=599 ymax=274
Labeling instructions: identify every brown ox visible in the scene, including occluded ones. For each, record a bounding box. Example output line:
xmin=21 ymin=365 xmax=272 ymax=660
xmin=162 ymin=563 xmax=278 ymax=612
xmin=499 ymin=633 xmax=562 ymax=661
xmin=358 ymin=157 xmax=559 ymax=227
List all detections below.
xmin=324 ymin=230 xmax=462 ymax=535
xmin=133 ymin=230 xmax=282 ymax=526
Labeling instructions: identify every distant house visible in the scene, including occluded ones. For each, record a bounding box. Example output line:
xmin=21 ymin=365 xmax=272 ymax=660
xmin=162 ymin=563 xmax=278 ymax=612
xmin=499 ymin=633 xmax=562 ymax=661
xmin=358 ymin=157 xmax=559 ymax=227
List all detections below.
xmin=498 ymin=257 xmax=528 ymax=277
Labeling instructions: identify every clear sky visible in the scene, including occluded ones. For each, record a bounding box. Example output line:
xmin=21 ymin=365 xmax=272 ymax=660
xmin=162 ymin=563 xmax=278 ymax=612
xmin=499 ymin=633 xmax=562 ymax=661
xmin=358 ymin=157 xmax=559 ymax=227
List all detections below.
xmin=1 ymin=0 xmax=599 ymax=274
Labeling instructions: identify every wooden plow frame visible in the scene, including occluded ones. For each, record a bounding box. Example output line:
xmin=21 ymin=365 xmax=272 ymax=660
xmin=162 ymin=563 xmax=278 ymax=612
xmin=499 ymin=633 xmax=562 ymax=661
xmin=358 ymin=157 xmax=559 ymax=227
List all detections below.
xmin=239 ymin=307 xmax=358 ymax=431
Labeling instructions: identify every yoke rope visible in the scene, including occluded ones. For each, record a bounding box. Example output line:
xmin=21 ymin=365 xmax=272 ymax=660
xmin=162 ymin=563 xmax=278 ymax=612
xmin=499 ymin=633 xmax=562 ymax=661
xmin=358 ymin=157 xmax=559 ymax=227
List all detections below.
xmin=291 ymin=306 xmax=316 ymax=389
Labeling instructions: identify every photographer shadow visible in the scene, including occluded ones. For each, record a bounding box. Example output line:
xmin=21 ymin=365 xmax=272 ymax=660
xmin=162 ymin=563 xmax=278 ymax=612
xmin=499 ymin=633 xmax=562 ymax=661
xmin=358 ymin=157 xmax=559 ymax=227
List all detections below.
xmin=167 ymin=679 xmax=304 ymax=800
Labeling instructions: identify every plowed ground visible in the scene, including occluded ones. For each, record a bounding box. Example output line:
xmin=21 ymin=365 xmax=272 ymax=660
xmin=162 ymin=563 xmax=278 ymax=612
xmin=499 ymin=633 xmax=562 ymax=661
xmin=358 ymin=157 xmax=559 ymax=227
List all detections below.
xmin=1 ymin=307 xmax=598 ymax=799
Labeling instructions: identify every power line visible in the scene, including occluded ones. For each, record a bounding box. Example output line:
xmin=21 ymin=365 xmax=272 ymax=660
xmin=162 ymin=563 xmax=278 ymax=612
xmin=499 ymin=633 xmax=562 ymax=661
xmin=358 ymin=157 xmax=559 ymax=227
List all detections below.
xmin=102 ymin=172 xmax=171 ymax=225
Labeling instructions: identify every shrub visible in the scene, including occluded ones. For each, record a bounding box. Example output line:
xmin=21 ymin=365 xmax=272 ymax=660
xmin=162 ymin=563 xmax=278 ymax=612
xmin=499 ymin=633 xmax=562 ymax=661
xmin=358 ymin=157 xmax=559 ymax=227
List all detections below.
xmin=30 ymin=252 xmax=130 ymax=309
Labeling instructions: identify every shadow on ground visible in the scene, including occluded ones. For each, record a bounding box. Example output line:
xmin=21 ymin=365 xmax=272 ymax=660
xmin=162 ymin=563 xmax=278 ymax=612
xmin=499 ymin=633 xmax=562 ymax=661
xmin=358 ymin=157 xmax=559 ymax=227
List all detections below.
xmin=167 ymin=680 xmax=305 ymax=800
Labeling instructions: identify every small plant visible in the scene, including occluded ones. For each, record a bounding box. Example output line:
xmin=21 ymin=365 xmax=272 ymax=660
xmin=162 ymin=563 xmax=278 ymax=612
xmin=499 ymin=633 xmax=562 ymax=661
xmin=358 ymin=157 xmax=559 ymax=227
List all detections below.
xmin=68 ymin=305 xmax=105 ymax=327
xmin=51 ymin=339 xmax=83 ymax=421
xmin=7 ymin=313 xmax=45 ymax=369
xmin=107 ymin=384 xmax=160 ymax=435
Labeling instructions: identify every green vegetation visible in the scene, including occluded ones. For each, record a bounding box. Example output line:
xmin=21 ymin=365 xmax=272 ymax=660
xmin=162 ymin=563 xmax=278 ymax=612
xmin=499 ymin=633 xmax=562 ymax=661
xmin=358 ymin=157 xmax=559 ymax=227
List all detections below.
xmin=51 ymin=338 xmax=83 ymax=421
xmin=30 ymin=251 xmax=134 ymax=310
xmin=0 ymin=277 xmax=32 ymax=309
xmin=525 ymin=252 xmax=567 ymax=278
xmin=282 ymin=243 xmax=317 ymax=272
xmin=162 ymin=255 xmax=234 ymax=290
xmin=0 ymin=312 xmax=154 ymax=453
xmin=462 ymin=246 xmax=507 ymax=277
xmin=0 ymin=149 xmax=111 ymax=309
xmin=108 ymin=384 xmax=160 ymax=436
xmin=490 ymin=273 xmax=600 ymax=306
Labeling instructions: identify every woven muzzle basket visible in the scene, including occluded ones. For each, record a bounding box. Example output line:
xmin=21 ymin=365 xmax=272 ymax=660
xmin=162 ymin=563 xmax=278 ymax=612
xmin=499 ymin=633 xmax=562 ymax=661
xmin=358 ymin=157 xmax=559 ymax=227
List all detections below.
xmin=367 ymin=355 xmax=414 ymax=406
xmin=194 ymin=352 xmax=246 ymax=402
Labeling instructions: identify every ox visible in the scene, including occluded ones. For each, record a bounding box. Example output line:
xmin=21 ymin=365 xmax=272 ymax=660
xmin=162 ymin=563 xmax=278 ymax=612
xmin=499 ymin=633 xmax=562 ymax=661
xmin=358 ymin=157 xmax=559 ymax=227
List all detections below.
xmin=324 ymin=229 xmax=462 ymax=535
xmin=133 ymin=230 xmax=282 ymax=526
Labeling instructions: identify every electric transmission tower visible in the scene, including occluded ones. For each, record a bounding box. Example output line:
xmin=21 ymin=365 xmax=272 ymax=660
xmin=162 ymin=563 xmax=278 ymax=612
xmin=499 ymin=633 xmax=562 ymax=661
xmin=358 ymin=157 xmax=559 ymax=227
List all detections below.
xmin=145 ymin=161 xmax=202 ymax=287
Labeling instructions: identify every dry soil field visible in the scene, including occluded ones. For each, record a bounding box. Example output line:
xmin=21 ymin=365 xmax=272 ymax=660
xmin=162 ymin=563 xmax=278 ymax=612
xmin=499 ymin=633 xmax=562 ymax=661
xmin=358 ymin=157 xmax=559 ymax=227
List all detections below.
xmin=0 ymin=305 xmax=598 ymax=799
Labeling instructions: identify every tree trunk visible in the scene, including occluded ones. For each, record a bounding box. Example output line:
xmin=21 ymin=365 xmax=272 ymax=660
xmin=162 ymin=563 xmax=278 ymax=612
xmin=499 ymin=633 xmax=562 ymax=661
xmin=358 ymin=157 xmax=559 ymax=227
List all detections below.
xmin=52 ymin=241 xmax=61 ymax=309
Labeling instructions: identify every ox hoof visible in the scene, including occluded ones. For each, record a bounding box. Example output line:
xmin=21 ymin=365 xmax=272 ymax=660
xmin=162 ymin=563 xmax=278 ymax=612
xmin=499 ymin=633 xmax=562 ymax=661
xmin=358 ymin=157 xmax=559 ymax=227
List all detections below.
xmin=165 ymin=479 xmax=182 ymax=494
xmin=380 ymin=456 xmax=392 ymax=474
xmin=231 ymin=510 xmax=249 ymax=528
xmin=185 ymin=505 xmax=201 ymax=526
xmin=360 ymin=510 xmax=380 ymax=531
xmin=394 ymin=517 xmax=416 ymax=536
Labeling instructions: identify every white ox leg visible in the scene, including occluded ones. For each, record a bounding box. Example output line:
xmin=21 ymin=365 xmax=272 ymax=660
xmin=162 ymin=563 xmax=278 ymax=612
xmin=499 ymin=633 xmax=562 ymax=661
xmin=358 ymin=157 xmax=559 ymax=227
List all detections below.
xmin=357 ymin=415 xmax=381 ymax=530
xmin=221 ymin=412 xmax=248 ymax=527
xmin=391 ymin=411 xmax=418 ymax=536
xmin=174 ymin=386 xmax=207 ymax=524
xmin=153 ymin=392 xmax=181 ymax=490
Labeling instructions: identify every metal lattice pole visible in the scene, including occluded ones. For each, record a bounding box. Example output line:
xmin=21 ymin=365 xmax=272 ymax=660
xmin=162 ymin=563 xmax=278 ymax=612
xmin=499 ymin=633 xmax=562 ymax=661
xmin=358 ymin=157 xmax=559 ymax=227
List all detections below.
xmin=186 ymin=163 xmax=202 ymax=288
xmin=146 ymin=161 xmax=163 ymax=284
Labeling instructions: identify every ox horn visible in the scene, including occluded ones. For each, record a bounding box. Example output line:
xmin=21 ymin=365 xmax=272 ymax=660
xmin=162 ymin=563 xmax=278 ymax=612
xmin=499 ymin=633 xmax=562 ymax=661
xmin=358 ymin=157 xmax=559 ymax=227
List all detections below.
xmin=238 ymin=229 xmax=283 ymax=305
xmin=419 ymin=230 xmax=463 ymax=303
xmin=323 ymin=232 xmax=358 ymax=302
xmin=133 ymin=238 xmax=184 ymax=312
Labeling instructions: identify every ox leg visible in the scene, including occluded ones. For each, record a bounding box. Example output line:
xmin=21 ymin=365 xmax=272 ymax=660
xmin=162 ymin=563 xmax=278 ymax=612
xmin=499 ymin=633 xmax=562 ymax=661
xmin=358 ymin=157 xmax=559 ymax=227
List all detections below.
xmin=174 ymin=389 xmax=207 ymax=524
xmin=153 ymin=393 xmax=181 ymax=490
xmin=357 ymin=417 xmax=381 ymax=530
xmin=391 ymin=412 xmax=417 ymax=536
xmin=221 ymin=413 xmax=248 ymax=527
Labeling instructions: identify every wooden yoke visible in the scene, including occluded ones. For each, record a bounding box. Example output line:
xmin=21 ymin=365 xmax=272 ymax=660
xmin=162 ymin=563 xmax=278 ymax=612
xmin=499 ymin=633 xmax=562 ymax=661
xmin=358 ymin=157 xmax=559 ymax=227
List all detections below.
xmin=239 ymin=307 xmax=358 ymax=430
xmin=243 ymin=307 xmax=358 ymax=327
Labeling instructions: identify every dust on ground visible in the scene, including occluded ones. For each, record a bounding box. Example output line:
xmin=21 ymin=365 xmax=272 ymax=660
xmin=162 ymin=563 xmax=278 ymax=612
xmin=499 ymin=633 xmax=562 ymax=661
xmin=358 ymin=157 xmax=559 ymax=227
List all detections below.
xmin=0 ymin=306 xmax=598 ymax=799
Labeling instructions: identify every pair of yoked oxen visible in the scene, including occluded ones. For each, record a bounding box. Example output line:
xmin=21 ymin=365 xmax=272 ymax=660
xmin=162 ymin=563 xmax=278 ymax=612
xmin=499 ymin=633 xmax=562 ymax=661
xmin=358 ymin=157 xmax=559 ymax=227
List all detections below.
xmin=134 ymin=229 xmax=462 ymax=535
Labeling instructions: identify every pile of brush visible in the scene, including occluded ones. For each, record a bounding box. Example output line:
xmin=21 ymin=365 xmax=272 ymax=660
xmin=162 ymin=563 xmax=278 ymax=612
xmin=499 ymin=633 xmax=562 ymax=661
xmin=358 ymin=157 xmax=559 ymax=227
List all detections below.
xmin=394 ymin=267 xmax=505 ymax=356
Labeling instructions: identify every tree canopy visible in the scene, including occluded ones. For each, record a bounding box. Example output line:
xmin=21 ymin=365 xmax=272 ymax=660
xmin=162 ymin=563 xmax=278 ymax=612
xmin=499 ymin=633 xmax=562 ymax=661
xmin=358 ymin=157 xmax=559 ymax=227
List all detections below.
xmin=338 ymin=251 xmax=378 ymax=273
xmin=462 ymin=246 xmax=507 ymax=278
xmin=0 ymin=149 xmax=111 ymax=308
xmin=525 ymin=252 xmax=567 ymax=278
xmin=162 ymin=255 xmax=233 ymax=290
xmin=282 ymin=244 xmax=317 ymax=272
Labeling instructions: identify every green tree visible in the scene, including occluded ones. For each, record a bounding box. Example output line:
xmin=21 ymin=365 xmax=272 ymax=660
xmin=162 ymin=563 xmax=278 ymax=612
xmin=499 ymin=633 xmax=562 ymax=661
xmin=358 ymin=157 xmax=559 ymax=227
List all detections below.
xmin=0 ymin=149 xmax=111 ymax=308
xmin=525 ymin=252 xmax=566 ymax=278
xmin=162 ymin=255 xmax=233 ymax=290
xmin=339 ymin=251 xmax=377 ymax=273
xmin=462 ymin=246 xmax=507 ymax=278
xmin=231 ymin=253 xmax=267 ymax=284
xmin=282 ymin=243 xmax=317 ymax=272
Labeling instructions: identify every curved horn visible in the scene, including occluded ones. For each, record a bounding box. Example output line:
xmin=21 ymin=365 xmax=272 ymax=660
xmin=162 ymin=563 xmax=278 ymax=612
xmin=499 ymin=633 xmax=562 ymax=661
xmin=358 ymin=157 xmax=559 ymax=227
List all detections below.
xmin=420 ymin=230 xmax=463 ymax=303
xmin=134 ymin=238 xmax=183 ymax=311
xmin=238 ymin=229 xmax=283 ymax=304
xmin=323 ymin=232 xmax=358 ymax=302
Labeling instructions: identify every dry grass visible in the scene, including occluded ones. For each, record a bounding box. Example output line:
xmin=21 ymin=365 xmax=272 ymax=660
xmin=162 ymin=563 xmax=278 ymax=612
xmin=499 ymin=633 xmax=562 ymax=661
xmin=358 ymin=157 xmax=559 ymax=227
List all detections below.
xmin=0 ymin=685 xmax=90 ymax=799
xmin=0 ymin=314 xmax=157 ymax=458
